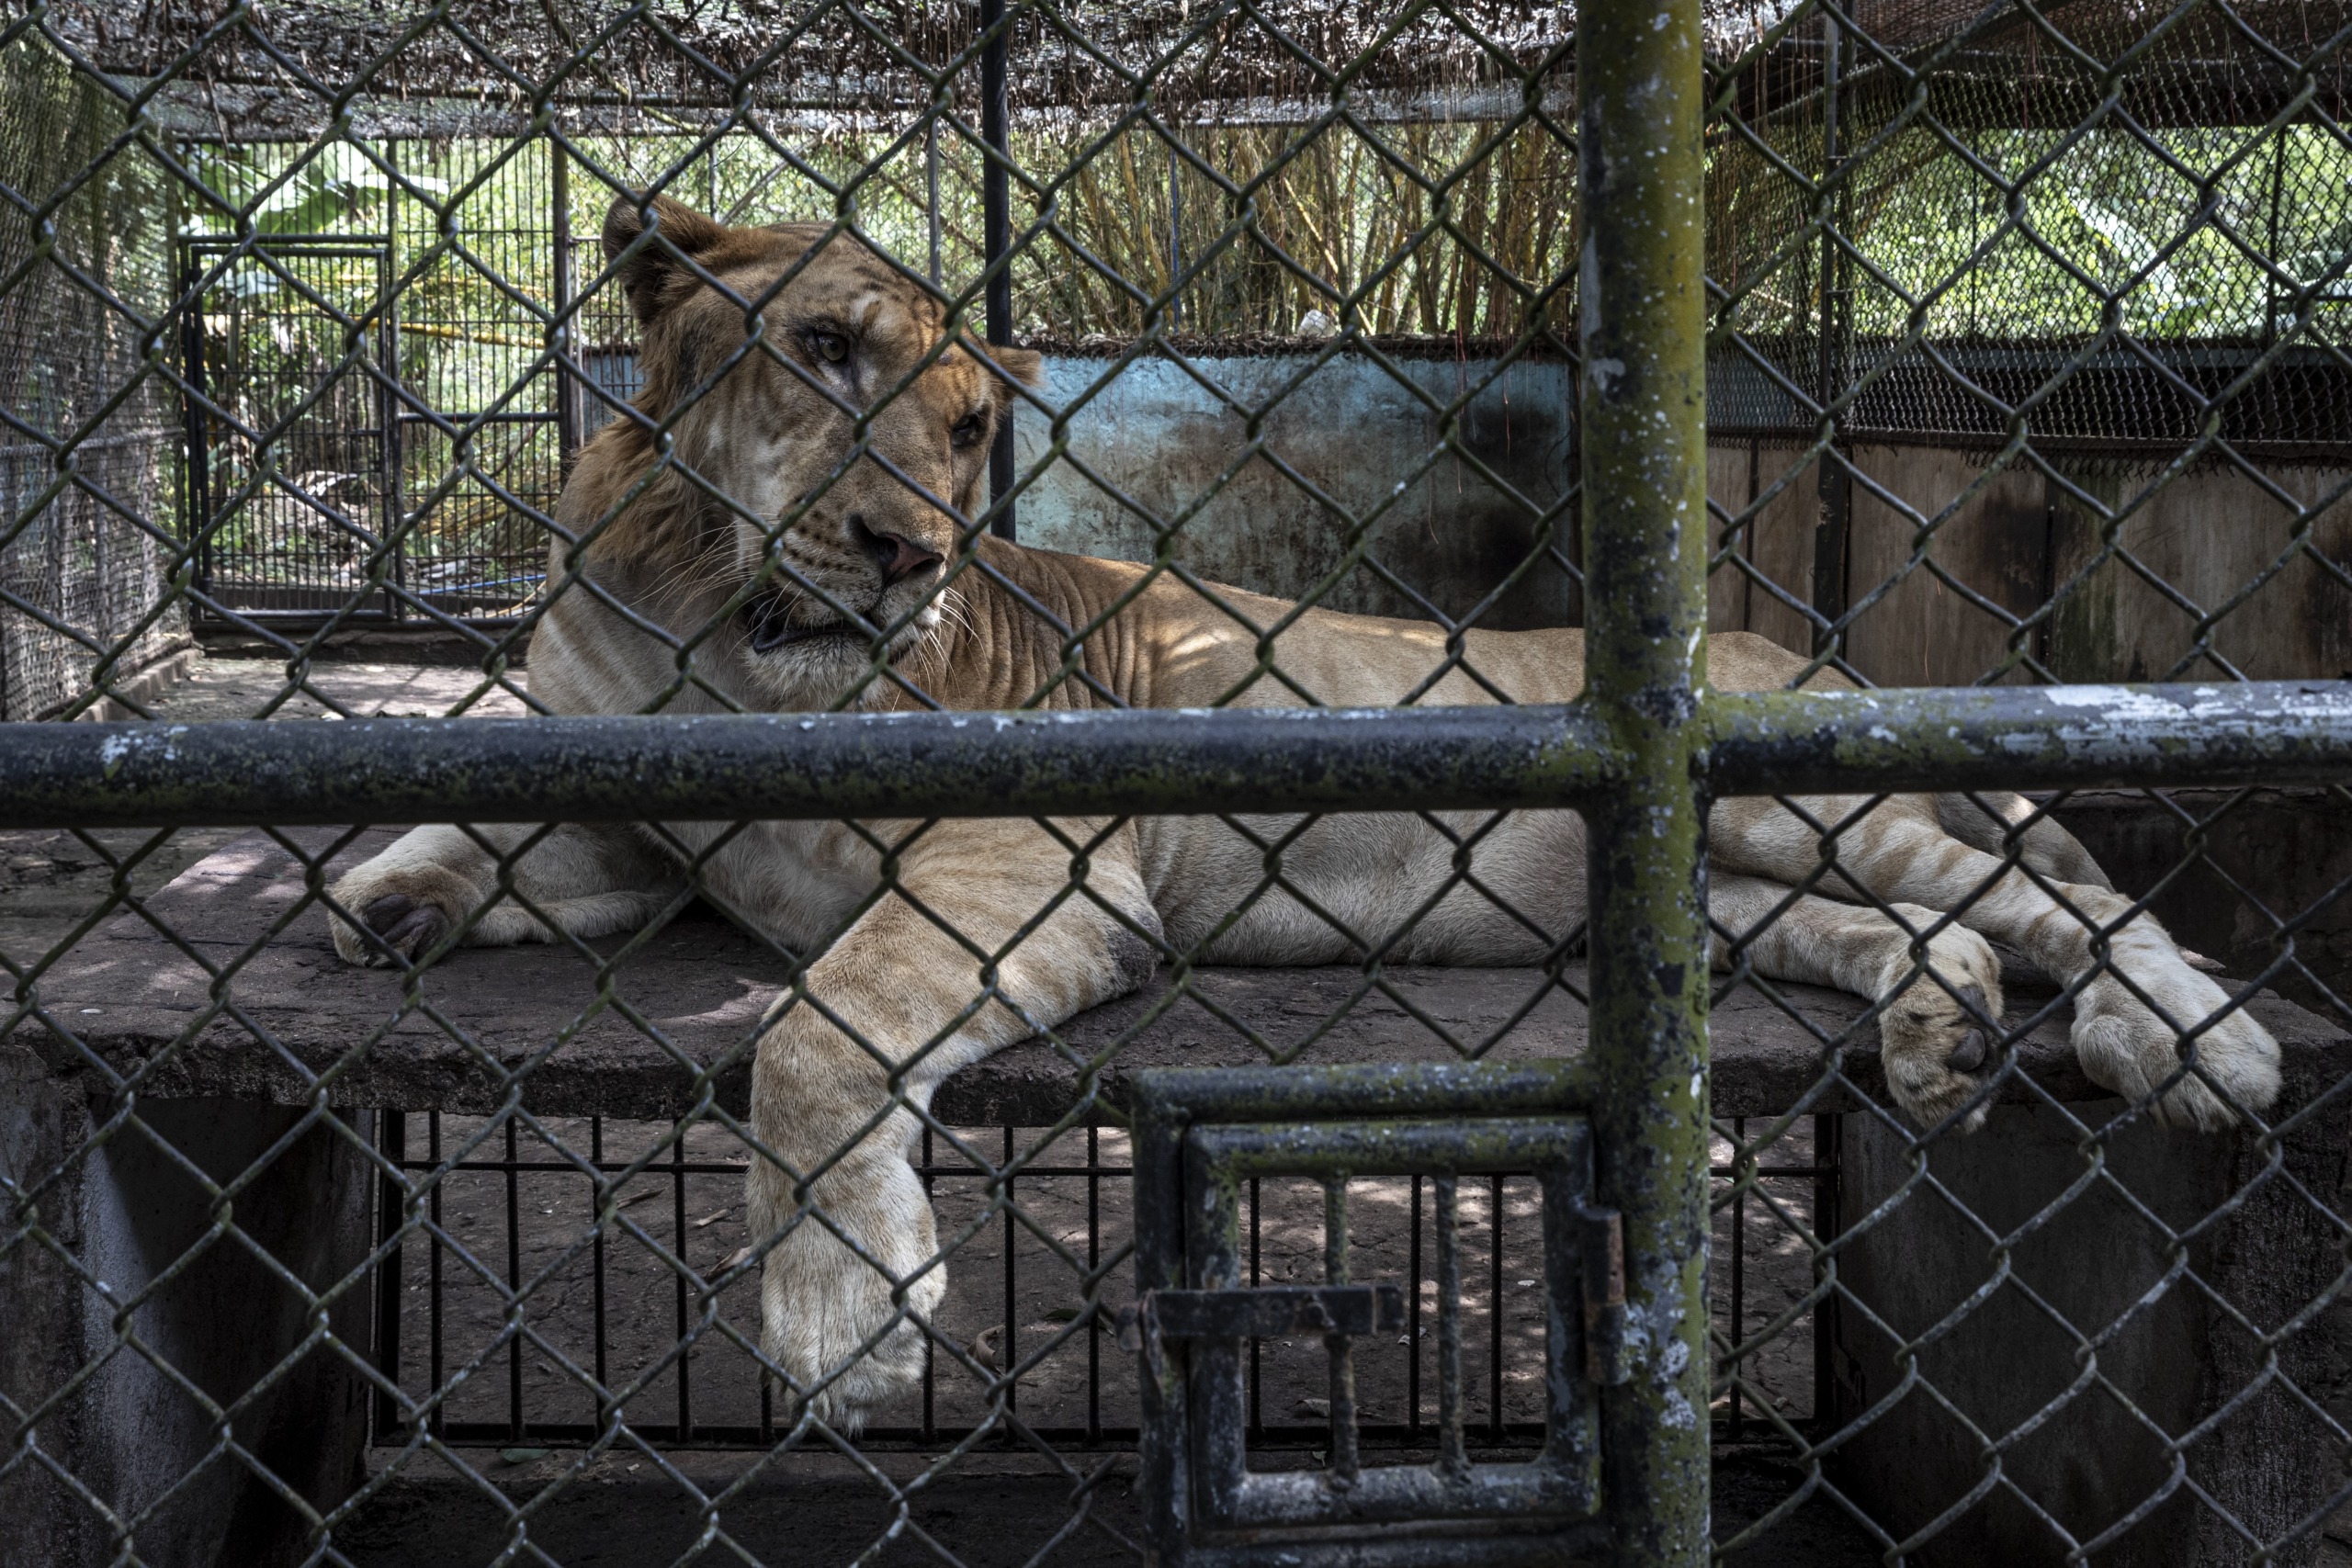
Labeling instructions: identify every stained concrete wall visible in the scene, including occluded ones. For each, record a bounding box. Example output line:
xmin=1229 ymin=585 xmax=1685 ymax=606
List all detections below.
xmin=1834 ymin=1087 xmax=2349 ymax=1567
xmin=1709 ymin=439 xmax=2352 ymax=684
xmin=0 ymin=1044 xmax=375 ymax=1568
xmin=1001 ymin=354 xmax=2352 ymax=686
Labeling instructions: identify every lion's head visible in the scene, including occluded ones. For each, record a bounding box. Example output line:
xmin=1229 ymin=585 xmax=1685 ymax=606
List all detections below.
xmin=561 ymin=195 xmax=1040 ymax=702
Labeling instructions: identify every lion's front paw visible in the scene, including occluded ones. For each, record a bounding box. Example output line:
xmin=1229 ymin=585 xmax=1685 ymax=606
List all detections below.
xmin=760 ymin=1229 xmax=944 ymax=1432
xmin=2071 ymin=936 xmax=2280 ymax=1130
xmin=329 ymin=871 xmax=460 ymax=966
xmin=1877 ymin=925 xmax=2006 ymax=1134
xmin=751 ymin=1158 xmax=944 ymax=1433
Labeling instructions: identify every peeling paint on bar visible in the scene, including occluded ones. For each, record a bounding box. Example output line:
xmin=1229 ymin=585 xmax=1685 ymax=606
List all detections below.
xmin=1707 ymin=681 xmax=2352 ymax=795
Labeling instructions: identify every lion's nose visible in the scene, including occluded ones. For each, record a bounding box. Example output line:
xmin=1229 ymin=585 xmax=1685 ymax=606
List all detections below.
xmin=850 ymin=515 xmax=944 ymax=583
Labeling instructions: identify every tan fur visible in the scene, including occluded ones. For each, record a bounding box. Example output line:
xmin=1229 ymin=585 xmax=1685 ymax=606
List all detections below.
xmin=327 ymin=199 xmax=2282 ymax=1429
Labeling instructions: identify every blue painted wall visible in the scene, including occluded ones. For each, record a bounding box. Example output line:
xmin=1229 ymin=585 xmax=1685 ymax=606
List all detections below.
xmin=1012 ymin=352 xmax=1578 ymax=629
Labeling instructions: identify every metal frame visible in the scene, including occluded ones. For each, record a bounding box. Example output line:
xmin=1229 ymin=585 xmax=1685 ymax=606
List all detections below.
xmin=175 ymin=233 xmax=401 ymax=624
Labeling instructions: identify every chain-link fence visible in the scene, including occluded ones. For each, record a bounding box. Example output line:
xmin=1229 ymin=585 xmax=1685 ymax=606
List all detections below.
xmin=2 ymin=0 xmax=2350 ymax=1563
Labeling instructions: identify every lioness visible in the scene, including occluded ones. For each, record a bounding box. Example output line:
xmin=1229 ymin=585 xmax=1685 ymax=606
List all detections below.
xmin=331 ymin=197 xmax=2281 ymax=1426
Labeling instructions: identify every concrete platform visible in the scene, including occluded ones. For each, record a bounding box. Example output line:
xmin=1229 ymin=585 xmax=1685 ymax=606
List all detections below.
xmin=15 ymin=828 xmax=2348 ymax=1127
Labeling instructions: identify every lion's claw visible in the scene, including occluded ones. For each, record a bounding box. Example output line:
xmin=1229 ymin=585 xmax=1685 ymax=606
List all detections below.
xmin=353 ymin=892 xmax=450 ymax=964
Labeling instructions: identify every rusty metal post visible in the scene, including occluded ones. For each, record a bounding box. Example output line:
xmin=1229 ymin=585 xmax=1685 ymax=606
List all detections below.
xmin=1577 ymin=0 xmax=1713 ymax=1554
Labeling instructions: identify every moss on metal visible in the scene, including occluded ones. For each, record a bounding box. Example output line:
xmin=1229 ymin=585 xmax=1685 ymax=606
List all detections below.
xmin=1576 ymin=0 xmax=1714 ymax=1554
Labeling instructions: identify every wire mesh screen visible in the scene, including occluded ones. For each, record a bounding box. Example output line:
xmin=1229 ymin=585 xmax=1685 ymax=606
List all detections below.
xmin=0 ymin=0 xmax=2346 ymax=1565
xmin=0 ymin=39 xmax=186 ymax=717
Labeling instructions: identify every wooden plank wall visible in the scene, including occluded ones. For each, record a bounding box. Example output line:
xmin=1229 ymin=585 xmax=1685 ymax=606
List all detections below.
xmin=1708 ymin=441 xmax=2352 ymax=684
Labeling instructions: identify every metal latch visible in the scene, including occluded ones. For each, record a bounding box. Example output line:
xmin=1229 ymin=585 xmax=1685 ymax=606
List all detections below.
xmin=1577 ymin=1203 xmax=1633 ymax=1386
xmin=1141 ymin=1283 xmax=1406 ymax=1340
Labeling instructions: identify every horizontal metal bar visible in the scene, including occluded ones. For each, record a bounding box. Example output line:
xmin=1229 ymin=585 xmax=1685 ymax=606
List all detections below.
xmin=1189 ymin=1116 xmax=1588 ymax=1181
xmin=1148 ymin=1284 xmax=1406 ymax=1339
xmin=1709 ymin=680 xmax=2352 ymax=795
xmin=396 ymin=1159 xmax=1133 ymax=1179
xmin=0 ymin=707 xmax=1623 ymax=828
xmin=9 ymin=682 xmax=2344 ymax=830
xmin=412 ymin=1419 xmax=1550 ymax=1452
xmin=396 ymin=411 xmax=560 ymax=424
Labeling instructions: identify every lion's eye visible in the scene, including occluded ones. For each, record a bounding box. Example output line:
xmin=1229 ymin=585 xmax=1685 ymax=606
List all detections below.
xmin=951 ymin=412 xmax=987 ymax=449
xmin=811 ymin=331 xmax=850 ymax=365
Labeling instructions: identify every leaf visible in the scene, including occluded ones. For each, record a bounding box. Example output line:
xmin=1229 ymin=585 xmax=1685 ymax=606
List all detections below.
xmin=498 ymin=1448 xmax=549 ymax=1465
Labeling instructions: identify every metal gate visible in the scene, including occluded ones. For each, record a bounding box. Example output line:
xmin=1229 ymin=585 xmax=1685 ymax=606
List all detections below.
xmin=177 ymin=235 xmax=397 ymax=622
xmin=1131 ymin=1063 xmax=1630 ymax=1565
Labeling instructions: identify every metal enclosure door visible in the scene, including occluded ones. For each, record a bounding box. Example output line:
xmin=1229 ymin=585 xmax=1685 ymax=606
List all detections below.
xmin=178 ymin=236 xmax=397 ymax=620
xmin=1132 ymin=1063 xmax=1631 ymax=1568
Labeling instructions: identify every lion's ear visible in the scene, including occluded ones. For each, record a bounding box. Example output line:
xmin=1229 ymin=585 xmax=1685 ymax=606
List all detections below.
xmin=987 ymin=344 xmax=1044 ymax=389
xmin=602 ymin=194 xmax=729 ymax=326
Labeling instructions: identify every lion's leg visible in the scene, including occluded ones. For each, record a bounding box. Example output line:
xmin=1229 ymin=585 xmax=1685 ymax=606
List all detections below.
xmin=744 ymin=817 xmax=1158 ymax=1430
xmin=1713 ymin=795 xmax=2279 ymax=1130
xmin=1711 ymin=872 xmax=2005 ymax=1131
xmin=327 ymin=821 xmax=679 ymax=965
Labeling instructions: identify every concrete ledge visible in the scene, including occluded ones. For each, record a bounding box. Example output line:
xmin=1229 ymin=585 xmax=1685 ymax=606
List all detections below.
xmin=7 ymin=829 xmax=2345 ymax=1129
xmin=57 ymin=640 xmax=197 ymax=723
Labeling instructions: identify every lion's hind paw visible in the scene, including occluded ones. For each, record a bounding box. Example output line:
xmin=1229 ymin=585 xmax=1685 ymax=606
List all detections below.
xmin=2071 ymin=945 xmax=2282 ymax=1132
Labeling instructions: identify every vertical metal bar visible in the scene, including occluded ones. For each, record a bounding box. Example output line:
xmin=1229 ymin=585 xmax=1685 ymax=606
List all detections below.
xmin=1811 ymin=1111 xmax=1841 ymax=1429
xmin=592 ymin=1115 xmax=606 ymax=1426
xmin=428 ymin=1111 xmax=444 ymax=1438
xmin=1729 ymin=1117 xmax=1747 ymax=1441
xmin=378 ymin=153 xmax=405 ymax=622
xmin=673 ymin=1130 xmax=690 ymax=1440
xmin=1132 ymin=1088 xmax=1193 ymax=1561
xmin=1580 ymin=0 xmax=1712 ymax=1549
xmin=1087 ymin=1119 xmax=1102 ymax=1445
xmin=926 ymin=117 xmax=944 ymax=289
xmin=922 ymin=1122 xmax=936 ymax=1441
xmin=504 ymin=1116 xmax=522 ymax=1442
xmin=1488 ymin=1172 xmax=1504 ymax=1444
xmin=1807 ymin=6 xmax=1849 ymax=655
xmin=1003 ymin=1122 xmax=1018 ymax=1416
xmin=1248 ymin=1174 xmax=1261 ymax=1438
xmin=1434 ymin=1174 xmax=1466 ymax=1476
xmin=2264 ymin=127 xmax=2286 ymax=347
xmin=552 ymin=141 xmax=579 ymax=472
xmin=1408 ymin=1173 xmax=1422 ymax=1444
xmin=372 ymin=1111 xmax=406 ymax=1440
xmin=179 ymin=242 xmax=211 ymax=609
xmin=980 ymin=0 xmax=1017 ymax=541
xmin=1167 ymin=141 xmax=1183 ymax=331
xmin=1323 ymin=1179 xmax=1359 ymax=1484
